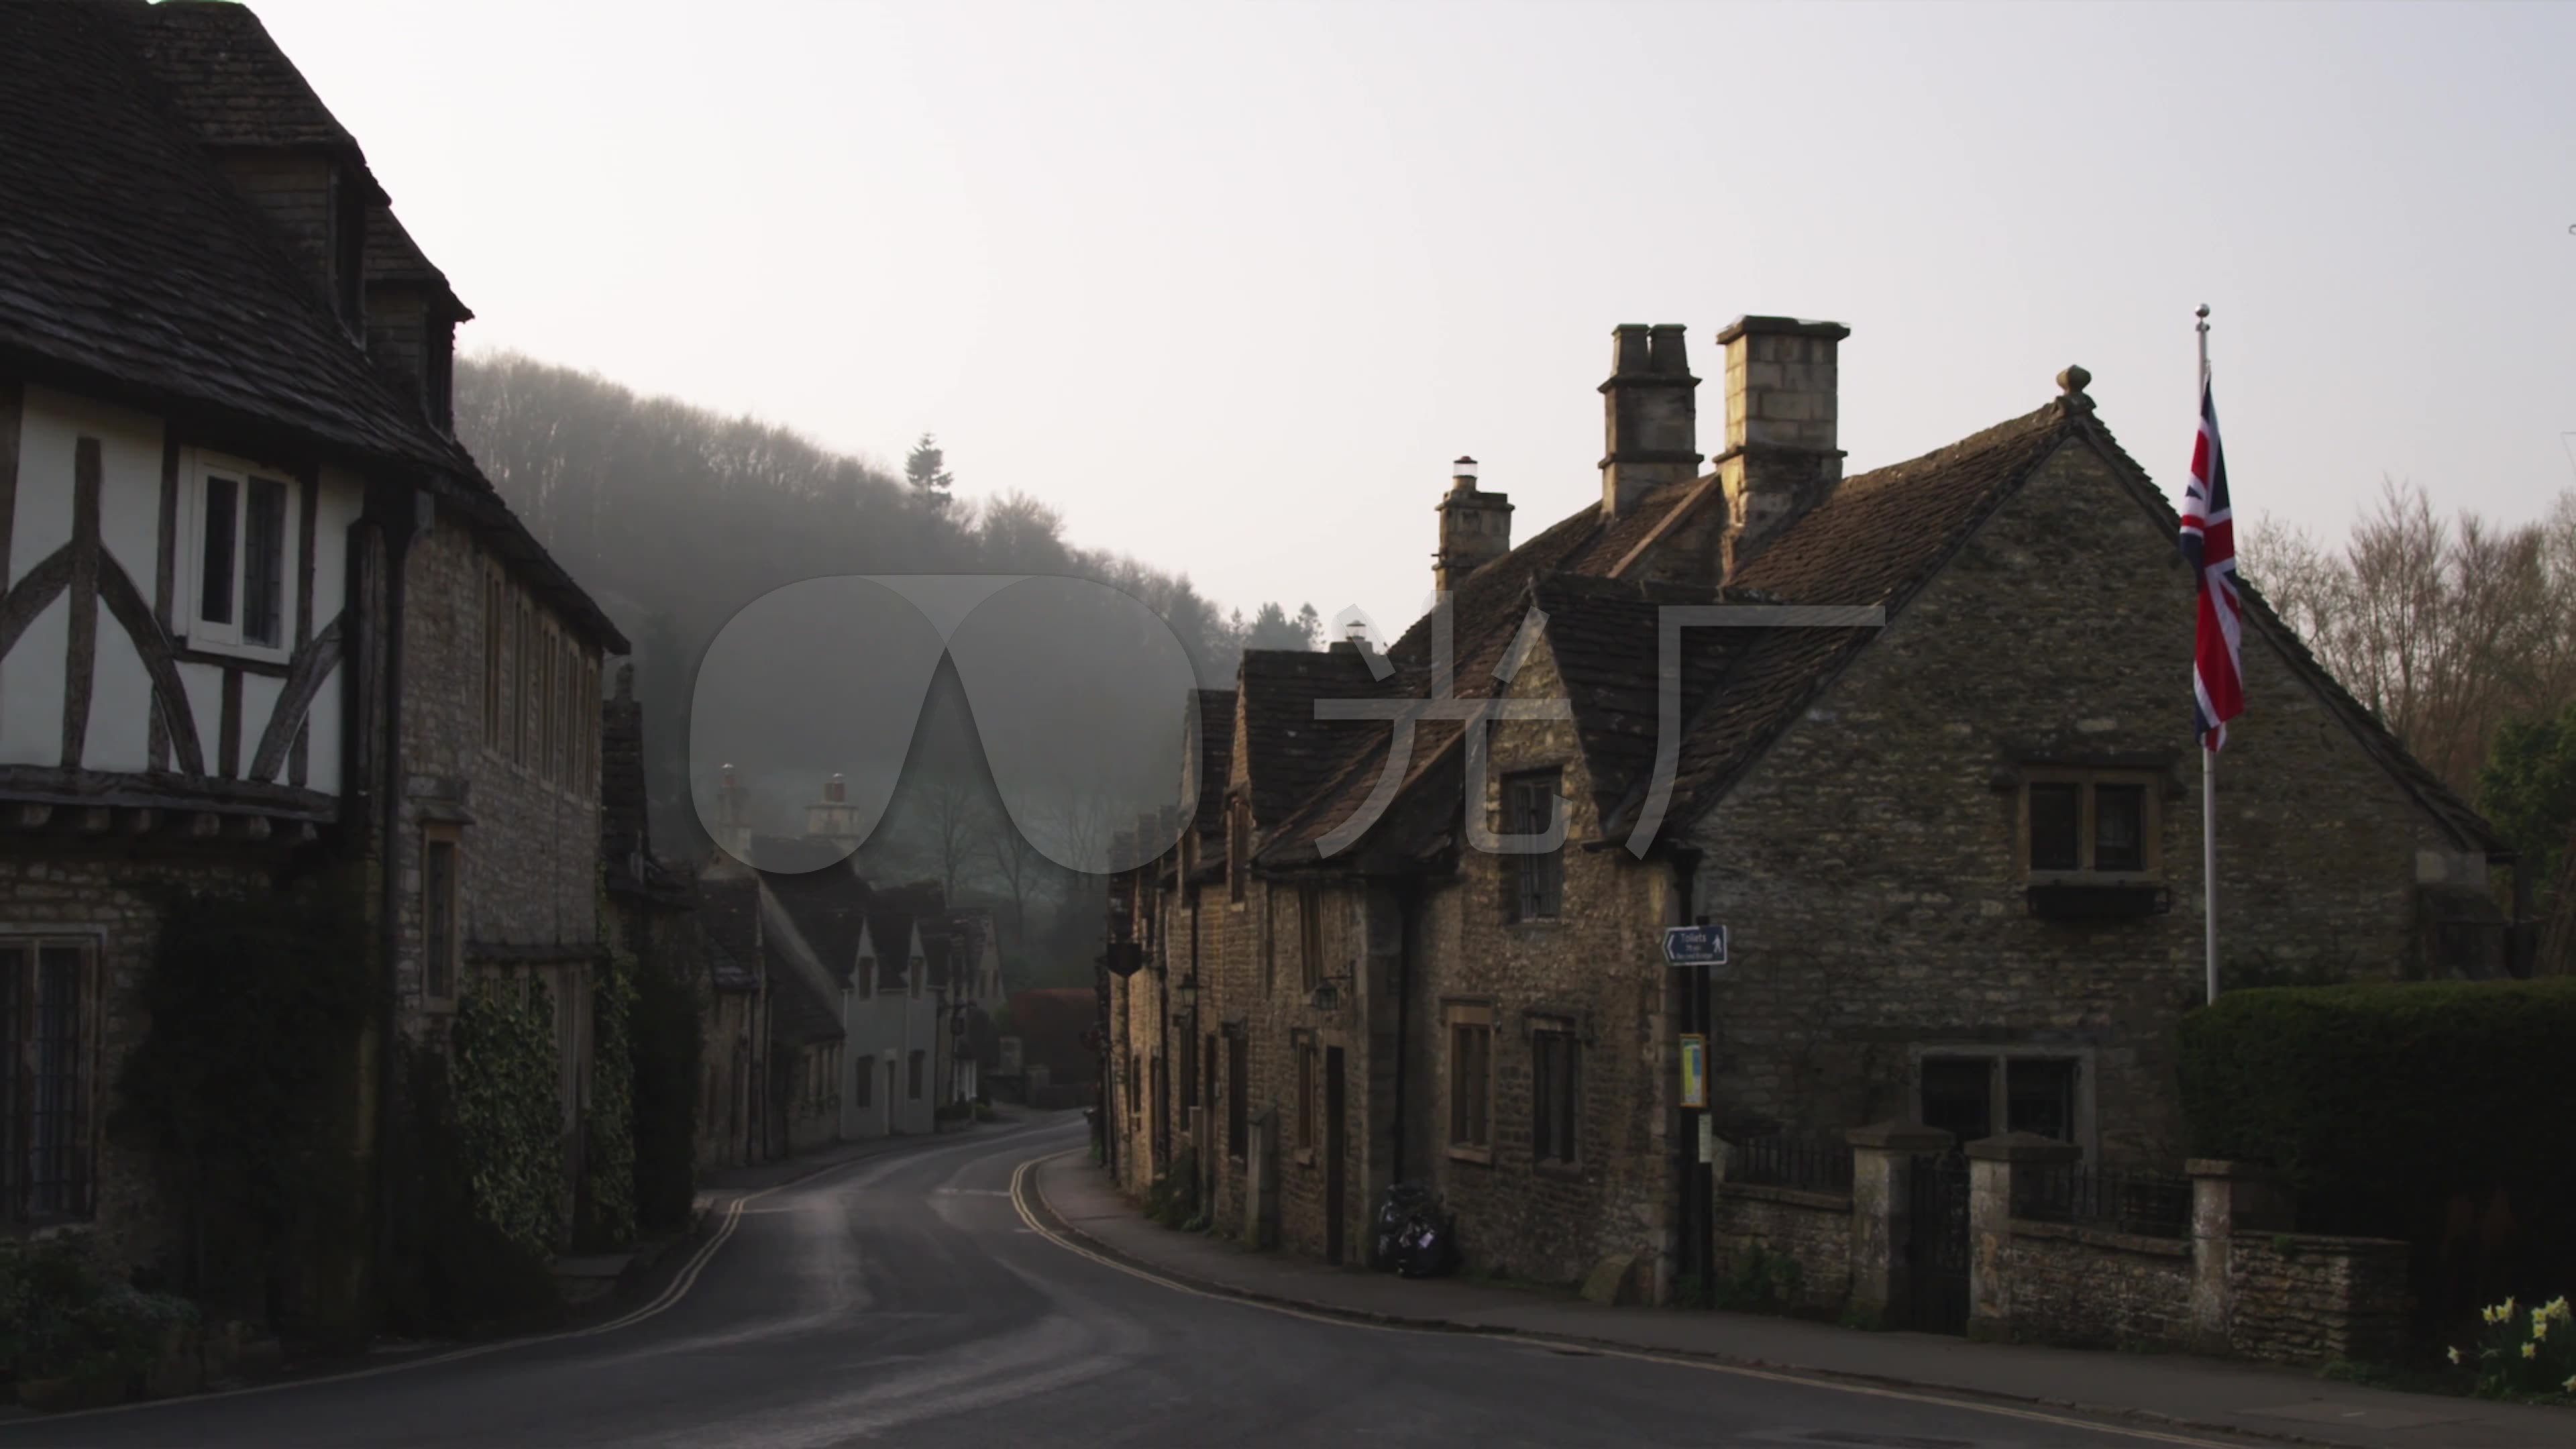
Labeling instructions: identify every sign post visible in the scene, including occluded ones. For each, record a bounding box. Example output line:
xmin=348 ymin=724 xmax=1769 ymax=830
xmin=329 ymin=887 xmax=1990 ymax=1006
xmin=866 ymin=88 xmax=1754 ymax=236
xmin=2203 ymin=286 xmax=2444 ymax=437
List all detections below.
xmin=1662 ymin=920 xmax=1725 ymax=1307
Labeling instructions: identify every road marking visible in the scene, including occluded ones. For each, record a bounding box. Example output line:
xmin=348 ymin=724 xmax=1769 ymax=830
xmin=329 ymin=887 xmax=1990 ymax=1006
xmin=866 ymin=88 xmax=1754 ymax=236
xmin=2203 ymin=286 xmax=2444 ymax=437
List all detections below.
xmin=1 ymin=1121 xmax=1062 ymax=1431
xmin=1007 ymin=1151 xmax=2244 ymax=1449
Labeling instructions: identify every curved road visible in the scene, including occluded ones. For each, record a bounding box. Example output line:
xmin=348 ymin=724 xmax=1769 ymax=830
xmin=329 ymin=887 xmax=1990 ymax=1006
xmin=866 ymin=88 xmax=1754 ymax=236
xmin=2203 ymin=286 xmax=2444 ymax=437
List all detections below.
xmin=4 ymin=1118 xmax=2235 ymax=1447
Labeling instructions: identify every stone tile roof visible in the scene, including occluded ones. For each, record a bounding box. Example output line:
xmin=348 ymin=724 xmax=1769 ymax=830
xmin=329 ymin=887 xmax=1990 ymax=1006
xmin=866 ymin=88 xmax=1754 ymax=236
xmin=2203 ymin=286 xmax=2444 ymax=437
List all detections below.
xmin=0 ymin=3 xmax=625 ymax=653
xmin=1254 ymin=386 xmax=2501 ymax=865
xmin=1605 ymin=402 xmax=2084 ymax=838
xmin=1236 ymin=649 xmax=1386 ymax=828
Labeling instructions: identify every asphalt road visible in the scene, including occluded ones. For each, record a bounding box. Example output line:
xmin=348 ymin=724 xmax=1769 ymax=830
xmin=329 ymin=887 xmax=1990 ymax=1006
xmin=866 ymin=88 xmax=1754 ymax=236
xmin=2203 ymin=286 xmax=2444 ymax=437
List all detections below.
xmin=1 ymin=1118 xmax=2237 ymax=1448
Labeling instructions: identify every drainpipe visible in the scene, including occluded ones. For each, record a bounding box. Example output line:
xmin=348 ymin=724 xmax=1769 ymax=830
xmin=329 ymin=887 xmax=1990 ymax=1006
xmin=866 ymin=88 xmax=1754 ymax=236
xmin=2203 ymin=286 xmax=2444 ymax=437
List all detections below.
xmin=370 ymin=484 xmax=423 ymax=1320
xmin=1389 ymin=877 xmax=1417 ymax=1187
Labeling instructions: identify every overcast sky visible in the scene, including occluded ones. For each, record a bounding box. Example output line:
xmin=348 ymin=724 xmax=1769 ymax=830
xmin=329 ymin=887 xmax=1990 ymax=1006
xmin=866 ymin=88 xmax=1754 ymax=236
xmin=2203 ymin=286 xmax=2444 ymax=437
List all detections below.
xmin=254 ymin=0 xmax=2575 ymax=639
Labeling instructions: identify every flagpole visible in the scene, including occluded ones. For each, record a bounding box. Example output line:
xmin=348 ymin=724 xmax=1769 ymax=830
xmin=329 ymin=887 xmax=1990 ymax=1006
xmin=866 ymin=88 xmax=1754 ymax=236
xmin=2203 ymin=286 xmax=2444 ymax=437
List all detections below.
xmin=2197 ymin=303 xmax=2218 ymax=1006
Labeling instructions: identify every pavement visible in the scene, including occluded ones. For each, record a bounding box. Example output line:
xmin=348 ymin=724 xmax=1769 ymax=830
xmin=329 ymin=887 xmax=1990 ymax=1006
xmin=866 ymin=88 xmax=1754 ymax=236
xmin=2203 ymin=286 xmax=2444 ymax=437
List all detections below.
xmin=1029 ymin=1147 xmax=2574 ymax=1449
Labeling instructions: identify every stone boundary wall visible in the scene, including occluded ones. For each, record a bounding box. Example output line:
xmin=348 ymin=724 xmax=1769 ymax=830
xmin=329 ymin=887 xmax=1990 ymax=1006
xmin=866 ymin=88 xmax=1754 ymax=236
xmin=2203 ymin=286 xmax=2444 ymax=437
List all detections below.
xmin=1799 ymin=1127 xmax=2414 ymax=1365
xmin=1713 ymin=1183 xmax=1852 ymax=1311
xmin=1995 ymin=1219 xmax=2192 ymax=1349
xmin=2227 ymin=1232 xmax=2410 ymax=1365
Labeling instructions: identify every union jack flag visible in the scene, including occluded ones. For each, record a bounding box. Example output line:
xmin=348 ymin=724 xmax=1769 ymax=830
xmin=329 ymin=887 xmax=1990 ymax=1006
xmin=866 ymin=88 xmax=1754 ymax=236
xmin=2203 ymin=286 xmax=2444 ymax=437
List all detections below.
xmin=2180 ymin=378 xmax=2243 ymax=751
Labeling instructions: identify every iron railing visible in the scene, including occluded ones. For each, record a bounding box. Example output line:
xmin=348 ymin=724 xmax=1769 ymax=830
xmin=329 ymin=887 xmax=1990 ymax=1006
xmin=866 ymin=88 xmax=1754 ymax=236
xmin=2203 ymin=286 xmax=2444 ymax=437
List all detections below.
xmin=1729 ymin=1133 xmax=1856 ymax=1194
xmin=2017 ymin=1161 xmax=2194 ymax=1238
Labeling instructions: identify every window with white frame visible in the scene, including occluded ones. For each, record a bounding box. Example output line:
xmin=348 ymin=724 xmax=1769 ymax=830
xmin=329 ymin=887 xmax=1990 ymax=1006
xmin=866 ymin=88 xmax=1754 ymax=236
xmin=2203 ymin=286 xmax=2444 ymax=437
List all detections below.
xmin=183 ymin=453 xmax=295 ymax=655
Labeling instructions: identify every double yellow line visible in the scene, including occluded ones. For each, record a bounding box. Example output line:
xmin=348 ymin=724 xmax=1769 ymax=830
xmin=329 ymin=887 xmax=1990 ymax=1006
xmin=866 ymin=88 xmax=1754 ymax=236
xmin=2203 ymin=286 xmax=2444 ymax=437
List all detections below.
xmin=1007 ymin=1150 xmax=2245 ymax=1449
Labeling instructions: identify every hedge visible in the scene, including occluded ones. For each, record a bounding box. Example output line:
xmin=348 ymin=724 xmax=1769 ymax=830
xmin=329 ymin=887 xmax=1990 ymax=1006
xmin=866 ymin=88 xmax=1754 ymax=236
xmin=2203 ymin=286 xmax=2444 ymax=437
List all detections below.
xmin=2180 ymin=979 xmax=2576 ymax=1218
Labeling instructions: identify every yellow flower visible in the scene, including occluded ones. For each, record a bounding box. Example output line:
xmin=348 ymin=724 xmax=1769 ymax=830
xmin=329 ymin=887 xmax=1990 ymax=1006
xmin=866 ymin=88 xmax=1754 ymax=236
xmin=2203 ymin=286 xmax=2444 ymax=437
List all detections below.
xmin=2547 ymin=1297 xmax=2573 ymax=1323
xmin=2565 ymin=1373 xmax=2576 ymax=1394
xmin=2483 ymin=1305 xmax=2499 ymax=1324
xmin=2522 ymin=1341 xmax=2538 ymax=1360
xmin=2537 ymin=1317 xmax=2552 ymax=1342
xmin=2448 ymin=1346 xmax=2463 ymax=1364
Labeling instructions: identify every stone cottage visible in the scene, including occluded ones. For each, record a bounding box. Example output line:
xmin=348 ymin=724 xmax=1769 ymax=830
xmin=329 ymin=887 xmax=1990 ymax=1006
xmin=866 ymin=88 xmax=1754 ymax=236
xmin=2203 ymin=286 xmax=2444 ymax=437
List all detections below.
xmin=0 ymin=1 xmax=631 ymax=1281
xmin=1106 ymin=315 xmax=2506 ymax=1300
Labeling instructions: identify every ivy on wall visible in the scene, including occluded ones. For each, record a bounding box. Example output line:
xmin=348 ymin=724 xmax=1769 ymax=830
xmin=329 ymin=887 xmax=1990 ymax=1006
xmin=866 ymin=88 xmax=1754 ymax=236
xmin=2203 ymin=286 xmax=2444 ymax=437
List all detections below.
xmin=448 ymin=975 xmax=565 ymax=1259
xmin=577 ymin=935 xmax=637 ymax=1251
xmin=112 ymin=871 xmax=372 ymax=1340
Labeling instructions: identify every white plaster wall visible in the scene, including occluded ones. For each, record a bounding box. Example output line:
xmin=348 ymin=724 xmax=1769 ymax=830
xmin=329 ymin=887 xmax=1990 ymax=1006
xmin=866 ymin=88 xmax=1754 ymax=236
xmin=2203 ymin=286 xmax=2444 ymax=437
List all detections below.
xmin=0 ymin=596 xmax=68 ymax=766
xmin=84 ymin=625 xmax=151 ymax=771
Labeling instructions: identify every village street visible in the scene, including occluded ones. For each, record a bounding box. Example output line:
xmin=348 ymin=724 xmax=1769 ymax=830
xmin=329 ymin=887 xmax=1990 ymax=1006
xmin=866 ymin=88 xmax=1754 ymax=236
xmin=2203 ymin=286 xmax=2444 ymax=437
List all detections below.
xmin=0 ymin=1116 xmax=2195 ymax=1449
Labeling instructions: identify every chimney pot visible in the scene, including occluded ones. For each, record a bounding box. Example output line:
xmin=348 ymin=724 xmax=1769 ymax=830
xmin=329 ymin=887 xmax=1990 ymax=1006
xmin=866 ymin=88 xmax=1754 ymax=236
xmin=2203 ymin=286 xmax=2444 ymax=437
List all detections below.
xmin=824 ymin=772 xmax=847 ymax=804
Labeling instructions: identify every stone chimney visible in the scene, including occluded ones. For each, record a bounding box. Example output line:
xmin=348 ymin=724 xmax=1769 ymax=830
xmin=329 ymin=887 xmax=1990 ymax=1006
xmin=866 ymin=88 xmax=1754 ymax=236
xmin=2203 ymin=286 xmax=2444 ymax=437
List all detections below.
xmin=1714 ymin=316 xmax=1849 ymax=576
xmin=1599 ymin=324 xmax=1701 ymax=518
xmin=1432 ymin=456 xmax=1513 ymax=596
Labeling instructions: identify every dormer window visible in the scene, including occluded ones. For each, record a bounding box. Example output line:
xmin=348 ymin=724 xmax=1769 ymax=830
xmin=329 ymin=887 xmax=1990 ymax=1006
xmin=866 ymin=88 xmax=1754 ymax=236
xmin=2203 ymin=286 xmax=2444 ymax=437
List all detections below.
xmin=182 ymin=452 xmax=296 ymax=659
xmin=909 ymin=956 xmax=924 ymax=1000
xmin=425 ymin=317 xmax=455 ymax=432
xmin=858 ymin=957 xmax=875 ymax=1000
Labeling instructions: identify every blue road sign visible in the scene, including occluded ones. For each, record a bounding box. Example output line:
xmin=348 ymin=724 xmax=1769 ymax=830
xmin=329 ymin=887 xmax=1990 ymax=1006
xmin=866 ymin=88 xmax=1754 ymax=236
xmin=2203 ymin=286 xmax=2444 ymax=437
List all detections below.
xmin=1662 ymin=924 xmax=1728 ymax=967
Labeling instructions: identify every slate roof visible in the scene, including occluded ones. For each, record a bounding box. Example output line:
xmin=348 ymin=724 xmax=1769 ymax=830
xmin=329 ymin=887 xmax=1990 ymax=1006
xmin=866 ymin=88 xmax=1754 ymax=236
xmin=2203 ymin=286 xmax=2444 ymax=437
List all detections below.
xmin=364 ymin=207 xmax=464 ymax=309
xmin=759 ymin=863 xmax=871 ymax=987
xmin=765 ymin=947 xmax=842 ymax=1048
xmin=0 ymin=2 xmax=626 ymax=653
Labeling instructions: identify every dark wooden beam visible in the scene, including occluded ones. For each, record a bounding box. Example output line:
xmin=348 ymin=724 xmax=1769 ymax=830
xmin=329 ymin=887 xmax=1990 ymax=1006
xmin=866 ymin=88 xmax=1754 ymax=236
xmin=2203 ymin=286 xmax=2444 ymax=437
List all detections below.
xmin=62 ymin=438 xmax=100 ymax=768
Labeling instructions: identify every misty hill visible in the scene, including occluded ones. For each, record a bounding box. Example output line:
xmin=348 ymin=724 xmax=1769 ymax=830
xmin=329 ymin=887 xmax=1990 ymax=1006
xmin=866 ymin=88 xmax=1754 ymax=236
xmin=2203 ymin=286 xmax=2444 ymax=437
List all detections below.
xmin=453 ymin=353 xmax=1317 ymax=964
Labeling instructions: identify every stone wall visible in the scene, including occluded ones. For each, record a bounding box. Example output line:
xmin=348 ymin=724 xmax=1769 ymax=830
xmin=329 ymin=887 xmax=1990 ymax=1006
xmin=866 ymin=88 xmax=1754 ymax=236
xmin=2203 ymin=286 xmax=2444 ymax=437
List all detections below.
xmin=2228 ymin=1233 xmax=2410 ymax=1366
xmin=1688 ymin=437 xmax=2482 ymax=1165
xmin=393 ymin=511 xmax=602 ymax=1016
xmin=0 ymin=847 xmax=324 ymax=1271
xmin=2000 ymin=1221 xmax=2192 ymax=1349
xmin=1713 ymin=1183 xmax=1851 ymax=1311
xmin=1409 ymin=641 xmax=1680 ymax=1295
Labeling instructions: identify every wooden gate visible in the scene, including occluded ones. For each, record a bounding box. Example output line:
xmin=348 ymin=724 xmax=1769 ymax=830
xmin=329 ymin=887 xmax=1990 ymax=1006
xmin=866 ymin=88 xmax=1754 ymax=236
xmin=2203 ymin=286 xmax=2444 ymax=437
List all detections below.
xmin=1905 ymin=1152 xmax=1971 ymax=1334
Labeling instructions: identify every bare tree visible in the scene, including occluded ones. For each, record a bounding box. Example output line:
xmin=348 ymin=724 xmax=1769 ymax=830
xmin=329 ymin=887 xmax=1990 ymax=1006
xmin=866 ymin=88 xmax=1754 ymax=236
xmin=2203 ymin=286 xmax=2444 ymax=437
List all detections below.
xmin=973 ymin=804 xmax=1047 ymax=947
xmin=2242 ymin=481 xmax=2576 ymax=798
